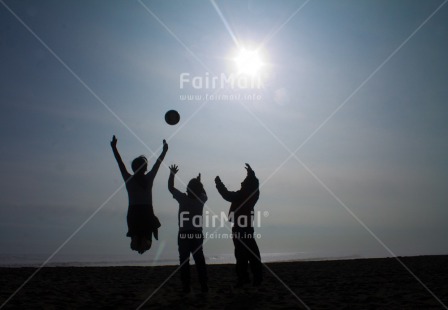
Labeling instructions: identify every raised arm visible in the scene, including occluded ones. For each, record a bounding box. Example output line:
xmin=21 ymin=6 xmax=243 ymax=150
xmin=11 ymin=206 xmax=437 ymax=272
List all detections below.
xmin=215 ymin=176 xmax=239 ymax=202
xmin=111 ymin=135 xmax=131 ymax=181
xmin=150 ymin=139 xmax=168 ymax=175
xmin=168 ymin=164 xmax=178 ymax=194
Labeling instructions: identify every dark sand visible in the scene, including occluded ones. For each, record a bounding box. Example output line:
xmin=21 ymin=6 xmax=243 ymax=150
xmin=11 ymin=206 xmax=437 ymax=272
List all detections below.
xmin=1 ymin=255 xmax=447 ymax=309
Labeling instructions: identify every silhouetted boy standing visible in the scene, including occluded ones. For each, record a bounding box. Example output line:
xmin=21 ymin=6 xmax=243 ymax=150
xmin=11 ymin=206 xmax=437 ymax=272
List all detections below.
xmin=215 ymin=163 xmax=262 ymax=287
xmin=168 ymin=164 xmax=208 ymax=293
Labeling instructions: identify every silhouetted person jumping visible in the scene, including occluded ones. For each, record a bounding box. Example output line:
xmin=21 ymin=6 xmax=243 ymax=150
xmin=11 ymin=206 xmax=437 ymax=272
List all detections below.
xmin=215 ymin=163 xmax=262 ymax=287
xmin=111 ymin=135 xmax=168 ymax=254
xmin=168 ymin=164 xmax=208 ymax=293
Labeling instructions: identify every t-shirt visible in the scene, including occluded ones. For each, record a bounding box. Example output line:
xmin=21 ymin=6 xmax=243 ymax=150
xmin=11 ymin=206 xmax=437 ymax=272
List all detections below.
xmin=125 ymin=171 xmax=156 ymax=206
xmin=171 ymin=188 xmax=207 ymax=232
xmin=215 ymin=176 xmax=259 ymax=228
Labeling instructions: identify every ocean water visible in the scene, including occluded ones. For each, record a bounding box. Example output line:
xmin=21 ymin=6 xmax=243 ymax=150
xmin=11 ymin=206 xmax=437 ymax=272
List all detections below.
xmin=0 ymin=252 xmax=362 ymax=268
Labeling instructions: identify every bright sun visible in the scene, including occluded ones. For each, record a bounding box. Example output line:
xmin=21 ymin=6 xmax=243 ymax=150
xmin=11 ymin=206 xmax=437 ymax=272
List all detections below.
xmin=234 ymin=48 xmax=264 ymax=76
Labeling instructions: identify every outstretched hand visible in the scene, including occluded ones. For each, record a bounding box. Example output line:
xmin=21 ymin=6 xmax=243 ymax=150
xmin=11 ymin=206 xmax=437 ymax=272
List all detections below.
xmin=111 ymin=135 xmax=117 ymax=148
xmin=169 ymin=164 xmax=178 ymax=174
xmin=196 ymin=173 xmax=201 ymax=181
xmin=163 ymin=139 xmax=168 ymax=152
xmin=214 ymin=176 xmax=221 ymax=184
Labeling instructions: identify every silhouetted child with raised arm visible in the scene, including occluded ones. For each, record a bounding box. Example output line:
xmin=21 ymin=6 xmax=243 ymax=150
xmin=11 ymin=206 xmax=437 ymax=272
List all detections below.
xmin=168 ymin=164 xmax=208 ymax=293
xmin=111 ymin=135 xmax=168 ymax=254
xmin=215 ymin=163 xmax=262 ymax=287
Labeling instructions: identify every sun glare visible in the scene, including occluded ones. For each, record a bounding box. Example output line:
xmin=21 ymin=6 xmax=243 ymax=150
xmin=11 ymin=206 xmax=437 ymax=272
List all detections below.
xmin=234 ymin=48 xmax=264 ymax=76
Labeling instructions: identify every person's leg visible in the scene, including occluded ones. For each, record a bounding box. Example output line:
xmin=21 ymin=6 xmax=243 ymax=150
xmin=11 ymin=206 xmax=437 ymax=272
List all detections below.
xmin=246 ymin=236 xmax=263 ymax=285
xmin=191 ymin=232 xmax=208 ymax=292
xmin=232 ymin=230 xmax=250 ymax=286
xmin=178 ymin=232 xmax=191 ymax=292
xmin=239 ymin=228 xmax=262 ymax=285
xmin=130 ymin=236 xmax=138 ymax=251
xmin=141 ymin=237 xmax=152 ymax=253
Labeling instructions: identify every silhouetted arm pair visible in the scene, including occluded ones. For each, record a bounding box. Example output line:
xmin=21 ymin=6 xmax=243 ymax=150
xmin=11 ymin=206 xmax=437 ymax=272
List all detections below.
xmin=215 ymin=164 xmax=257 ymax=202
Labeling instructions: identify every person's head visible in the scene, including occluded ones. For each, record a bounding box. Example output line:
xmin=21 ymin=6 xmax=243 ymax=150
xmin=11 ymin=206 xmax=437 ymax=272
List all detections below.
xmin=187 ymin=174 xmax=205 ymax=199
xmin=131 ymin=155 xmax=148 ymax=174
xmin=240 ymin=175 xmax=259 ymax=192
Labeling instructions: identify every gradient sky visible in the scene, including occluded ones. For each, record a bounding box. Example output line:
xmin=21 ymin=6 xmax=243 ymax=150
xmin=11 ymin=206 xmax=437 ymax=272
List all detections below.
xmin=1 ymin=0 xmax=447 ymax=264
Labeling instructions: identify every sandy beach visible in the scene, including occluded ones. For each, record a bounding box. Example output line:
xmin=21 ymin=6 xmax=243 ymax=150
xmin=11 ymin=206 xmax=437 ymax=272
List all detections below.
xmin=1 ymin=255 xmax=447 ymax=309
